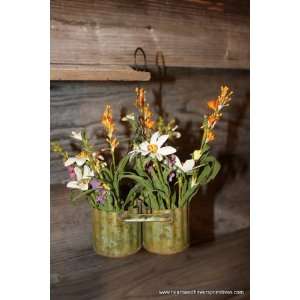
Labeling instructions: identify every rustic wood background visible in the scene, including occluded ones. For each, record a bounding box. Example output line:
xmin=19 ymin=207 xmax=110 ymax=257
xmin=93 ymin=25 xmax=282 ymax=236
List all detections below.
xmin=51 ymin=0 xmax=249 ymax=70
xmin=51 ymin=0 xmax=249 ymax=298
xmin=51 ymin=67 xmax=249 ymax=237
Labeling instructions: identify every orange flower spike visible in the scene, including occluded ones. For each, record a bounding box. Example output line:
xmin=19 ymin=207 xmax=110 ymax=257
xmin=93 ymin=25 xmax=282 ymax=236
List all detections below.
xmin=111 ymin=137 xmax=119 ymax=152
xmin=135 ymin=87 xmax=145 ymax=110
xmin=143 ymin=104 xmax=155 ymax=129
xmin=145 ymin=118 xmax=155 ymax=129
xmin=207 ymin=114 xmax=219 ymax=127
xmin=218 ymin=85 xmax=233 ymax=106
xmin=101 ymin=105 xmax=115 ymax=138
xmin=207 ymin=113 xmax=220 ymax=128
xmin=206 ymin=130 xmax=215 ymax=143
xmin=207 ymin=99 xmax=219 ymax=111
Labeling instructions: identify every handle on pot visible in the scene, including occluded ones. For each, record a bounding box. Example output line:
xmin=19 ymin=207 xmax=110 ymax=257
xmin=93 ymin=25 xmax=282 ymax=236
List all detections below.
xmin=118 ymin=211 xmax=173 ymax=223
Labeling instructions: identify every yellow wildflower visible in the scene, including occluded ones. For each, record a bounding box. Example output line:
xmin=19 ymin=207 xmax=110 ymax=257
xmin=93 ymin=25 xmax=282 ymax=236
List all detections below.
xmin=77 ymin=151 xmax=89 ymax=159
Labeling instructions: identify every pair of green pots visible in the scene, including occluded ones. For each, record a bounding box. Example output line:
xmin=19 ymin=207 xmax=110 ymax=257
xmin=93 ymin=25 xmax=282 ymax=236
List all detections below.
xmin=92 ymin=206 xmax=189 ymax=258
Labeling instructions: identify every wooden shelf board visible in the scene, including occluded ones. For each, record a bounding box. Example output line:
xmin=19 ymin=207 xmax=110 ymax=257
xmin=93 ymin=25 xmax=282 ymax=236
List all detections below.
xmin=50 ymin=64 xmax=151 ymax=81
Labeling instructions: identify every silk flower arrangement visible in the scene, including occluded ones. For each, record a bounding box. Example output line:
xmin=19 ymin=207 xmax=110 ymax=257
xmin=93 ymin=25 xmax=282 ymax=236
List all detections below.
xmin=52 ymin=85 xmax=233 ymax=256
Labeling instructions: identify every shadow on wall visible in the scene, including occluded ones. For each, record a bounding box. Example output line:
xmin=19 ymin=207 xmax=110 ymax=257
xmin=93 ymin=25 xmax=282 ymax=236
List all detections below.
xmin=148 ymin=51 xmax=250 ymax=243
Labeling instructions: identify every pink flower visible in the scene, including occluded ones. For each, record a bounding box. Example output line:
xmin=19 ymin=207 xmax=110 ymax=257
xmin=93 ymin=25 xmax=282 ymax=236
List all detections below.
xmin=67 ymin=166 xmax=76 ymax=179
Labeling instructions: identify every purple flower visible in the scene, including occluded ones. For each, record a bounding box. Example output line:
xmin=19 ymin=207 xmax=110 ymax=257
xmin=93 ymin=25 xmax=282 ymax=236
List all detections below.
xmin=167 ymin=155 xmax=177 ymax=168
xmin=168 ymin=171 xmax=176 ymax=183
xmin=96 ymin=190 xmax=106 ymax=204
xmin=90 ymin=179 xmax=101 ymax=190
xmin=146 ymin=162 xmax=154 ymax=174
xmin=90 ymin=179 xmax=107 ymax=204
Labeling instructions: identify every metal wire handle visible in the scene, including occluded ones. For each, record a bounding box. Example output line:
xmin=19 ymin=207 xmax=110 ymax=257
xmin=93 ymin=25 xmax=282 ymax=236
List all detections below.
xmin=118 ymin=211 xmax=174 ymax=223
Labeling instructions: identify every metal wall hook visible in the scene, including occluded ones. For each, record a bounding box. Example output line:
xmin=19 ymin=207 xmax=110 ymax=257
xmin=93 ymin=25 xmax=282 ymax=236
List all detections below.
xmin=134 ymin=47 xmax=148 ymax=72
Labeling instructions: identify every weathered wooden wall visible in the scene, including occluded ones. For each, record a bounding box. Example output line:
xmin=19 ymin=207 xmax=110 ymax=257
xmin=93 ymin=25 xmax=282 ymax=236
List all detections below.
xmin=51 ymin=67 xmax=249 ymax=237
xmin=50 ymin=0 xmax=250 ymax=275
xmin=51 ymin=0 xmax=249 ymax=70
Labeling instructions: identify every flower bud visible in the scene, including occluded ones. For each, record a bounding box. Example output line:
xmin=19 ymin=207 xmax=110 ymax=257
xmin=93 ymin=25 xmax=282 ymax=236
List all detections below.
xmin=192 ymin=150 xmax=202 ymax=161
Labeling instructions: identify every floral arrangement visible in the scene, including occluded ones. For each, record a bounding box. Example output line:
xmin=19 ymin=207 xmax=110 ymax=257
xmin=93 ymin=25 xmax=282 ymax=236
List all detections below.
xmin=51 ymin=86 xmax=233 ymax=212
xmin=123 ymin=86 xmax=233 ymax=209
xmin=51 ymin=105 xmax=135 ymax=212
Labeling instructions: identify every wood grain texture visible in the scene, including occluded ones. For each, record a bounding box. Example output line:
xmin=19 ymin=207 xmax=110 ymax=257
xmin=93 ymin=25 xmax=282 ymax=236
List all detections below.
xmin=51 ymin=187 xmax=249 ymax=300
xmin=51 ymin=64 xmax=151 ymax=81
xmin=51 ymin=0 xmax=249 ymax=69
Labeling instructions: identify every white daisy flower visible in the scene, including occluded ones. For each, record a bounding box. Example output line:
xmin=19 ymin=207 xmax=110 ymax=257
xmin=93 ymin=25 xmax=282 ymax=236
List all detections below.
xmin=174 ymin=156 xmax=195 ymax=173
xmin=64 ymin=150 xmax=90 ymax=167
xmin=130 ymin=131 xmax=176 ymax=161
xmin=66 ymin=165 xmax=94 ymax=191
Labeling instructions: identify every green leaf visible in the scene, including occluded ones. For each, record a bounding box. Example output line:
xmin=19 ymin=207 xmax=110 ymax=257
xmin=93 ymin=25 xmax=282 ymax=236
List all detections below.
xmin=197 ymin=165 xmax=212 ymax=185
xmin=116 ymin=155 xmax=130 ymax=176
xmin=70 ymin=189 xmax=94 ymax=202
xmin=207 ymin=159 xmax=221 ymax=183
xmin=124 ymin=184 xmax=141 ymax=208
xmin=121 ymin=174 xmax=154 ymax=192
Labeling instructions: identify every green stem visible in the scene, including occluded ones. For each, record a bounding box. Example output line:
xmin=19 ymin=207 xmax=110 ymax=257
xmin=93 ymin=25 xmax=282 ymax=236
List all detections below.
xmin=178 ymin=176 xmax=182 ymax=207
xmin=111 ymin=149 xmax=116 ymax=171
xmin=155 ymin=159 xmax=169 ymax=209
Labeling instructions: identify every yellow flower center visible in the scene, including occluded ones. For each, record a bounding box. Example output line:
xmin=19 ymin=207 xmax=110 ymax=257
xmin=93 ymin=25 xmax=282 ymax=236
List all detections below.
xmin=77 ymin=151 xmax=88 ymax=158
xmin=147 ymin=144 xmax=158 ymax=153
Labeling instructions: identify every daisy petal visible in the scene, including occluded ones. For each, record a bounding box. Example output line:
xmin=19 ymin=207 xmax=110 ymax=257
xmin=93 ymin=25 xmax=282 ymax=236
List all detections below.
xmin=140 ymin=141 xmax=149 ymax=153
xmin=83 ymin=165 xmax=94 ymax=178
xmin=182 ymin=159 xmax=195 ymax=172
xmin=74 ymin=167 xmax=82 ymax=180
xmin=156 ymin=134 xmax=169 ymax=148
xmin=150 ymin=131 xmax=160 ymax=144
xmin=66 ymin=181 xmax=80 ymax=189
xmin=174 ymin=155 xmax=183 ymax=169
xmin=158 ymin=146 xmax=177 ymax=156
xmin=76 ymin=158 xmax=87 ymax=166
xmin=64 ymin=157 xmax=76 ymax=167
xmin=79 ymin=182 xmax=89 ymax=191
xmin=156 ymin=153 xmax=163 ymax=161
xmin=128 ymin=150 xmax=138 ymax=155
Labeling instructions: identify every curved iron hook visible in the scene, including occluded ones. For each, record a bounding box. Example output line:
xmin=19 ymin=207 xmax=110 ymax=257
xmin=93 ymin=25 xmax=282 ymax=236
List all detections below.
xmin=134 ymin=47 xmax=148 ymax=72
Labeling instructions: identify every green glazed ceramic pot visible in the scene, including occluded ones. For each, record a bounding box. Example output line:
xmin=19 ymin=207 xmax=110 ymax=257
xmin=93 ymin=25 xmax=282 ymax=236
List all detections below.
xmin=143 ymin=206 xmax=189 ymax=255
xmin=92 ymin=208 xmax=142 ymax=258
